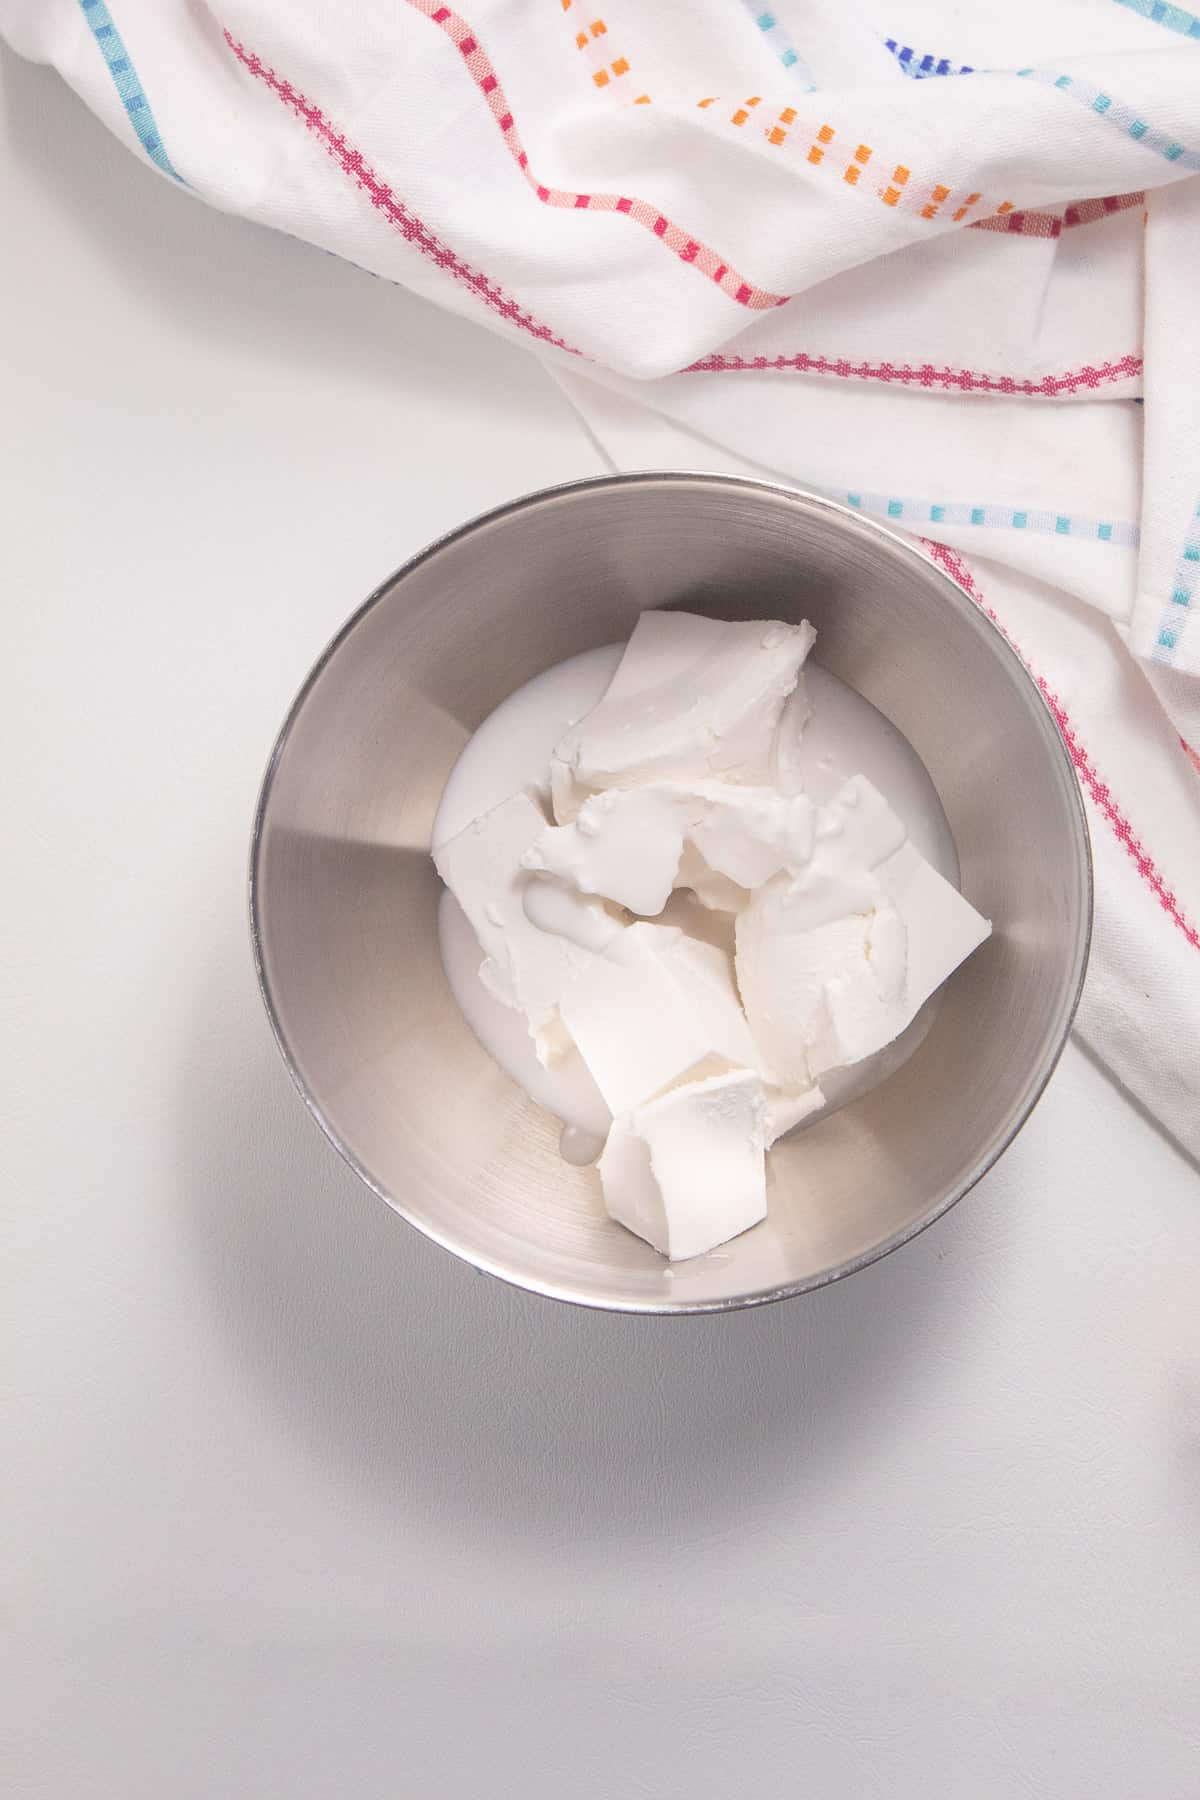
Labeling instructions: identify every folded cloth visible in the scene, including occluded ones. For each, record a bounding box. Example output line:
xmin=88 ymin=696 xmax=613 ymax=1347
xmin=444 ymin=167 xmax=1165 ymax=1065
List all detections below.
xmin=6 ymin=0 xmax=1197 ymax=1154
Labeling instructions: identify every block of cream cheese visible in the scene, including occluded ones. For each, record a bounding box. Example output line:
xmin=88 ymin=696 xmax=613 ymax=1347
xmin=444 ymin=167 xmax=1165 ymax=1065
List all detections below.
xmin=558 ymin=921 xmax=758 ymax=1116
xmin=734 ymin=773 xmax=907 ymax=1084
xmin=769 ymin=683 xmax=811 ymax=795
xmin=684 ymin=781 xmax=816 ymax=890
xmin=550 ymin=610 xmax=816 ymax=821
xmin=523 ymin=787 xmax=693 ymax=917
xmin=764 ymin=1082 xmax=825 ymax=1146
xmin=676 ymin=841 xmax=749 ymax=913
xmin=875 ymin=839 xmax=992 ymax=1019
xmin=599 ymin=1068 xmax=768 ymax=1260
xmin=433 ymin=790 xmax=620 ymax=1063
xmin=792 ymin=773 xmax=909 ymax=920
xmin=737 ymin=896 xmax=902 ymax=1087
xmin=738 ymin=824 xmax=989 ymax=1084
xmin=526 ymin=779 xmax=816 ymax=918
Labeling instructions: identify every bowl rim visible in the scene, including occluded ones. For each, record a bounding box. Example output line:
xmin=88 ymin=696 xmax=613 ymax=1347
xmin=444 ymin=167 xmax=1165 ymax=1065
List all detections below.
xmin=249 ymin=470 xmax=1094 ymax=1315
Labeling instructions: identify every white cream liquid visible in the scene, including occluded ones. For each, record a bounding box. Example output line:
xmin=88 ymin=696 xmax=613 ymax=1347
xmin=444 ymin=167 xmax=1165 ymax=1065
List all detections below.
xmin=433 ymin=643 xmax=959 ymax=1142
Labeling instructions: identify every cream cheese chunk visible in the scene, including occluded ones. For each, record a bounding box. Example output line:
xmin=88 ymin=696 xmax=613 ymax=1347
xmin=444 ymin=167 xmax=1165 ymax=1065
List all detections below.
xmin=876 ymin=839 xmax=992 ymax=1020
xmin=558 ymin=922 xmax=758 ymax=1116
xmin=523 ymin=786 xmax=693 ymax=917
xmin=764 ymin=1082 xmax=826 ymax=1147
xmin=525 ymin=779 xmax=817 ymax=919
xmin=736 ymin=779 xmax=990 ymax=1086
xmin=676 ymin=842 xmax=750 ymax=913
xmin=599 ymin=1068 xmax=768 ymax=1261
xmin=737 ymin=896 xmax=907 ymax=1087
xmin=550 ymin=611 xmax=816 ymax=821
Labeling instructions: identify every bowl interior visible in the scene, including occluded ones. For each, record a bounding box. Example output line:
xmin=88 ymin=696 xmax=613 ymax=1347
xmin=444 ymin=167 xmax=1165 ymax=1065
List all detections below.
xmin=252 ymin=475 xmax=1090 ymax=1312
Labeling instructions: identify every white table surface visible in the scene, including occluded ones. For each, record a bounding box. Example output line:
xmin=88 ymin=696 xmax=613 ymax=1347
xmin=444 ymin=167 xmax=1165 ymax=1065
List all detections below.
xmin=5 ymin=44 xmax=1200 ymax=1800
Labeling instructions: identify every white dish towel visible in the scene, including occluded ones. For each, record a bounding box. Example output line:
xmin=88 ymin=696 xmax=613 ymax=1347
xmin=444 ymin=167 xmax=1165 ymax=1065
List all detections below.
xmin=6 ymin=0 xmax=1197 ymax=1156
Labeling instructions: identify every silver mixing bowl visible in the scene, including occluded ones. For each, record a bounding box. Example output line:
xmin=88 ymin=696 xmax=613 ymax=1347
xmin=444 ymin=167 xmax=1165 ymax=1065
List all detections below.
xmin=250 ymin=474 xmax=1091 ymax=1313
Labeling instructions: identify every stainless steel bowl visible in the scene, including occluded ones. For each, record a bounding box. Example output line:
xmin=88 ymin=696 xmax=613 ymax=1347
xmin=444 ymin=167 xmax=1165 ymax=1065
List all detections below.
xmin=251 ymin=474 xmax=1091 ymax=1313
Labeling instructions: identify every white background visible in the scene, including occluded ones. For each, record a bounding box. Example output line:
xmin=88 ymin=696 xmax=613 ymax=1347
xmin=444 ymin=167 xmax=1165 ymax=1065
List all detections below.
xmin=4 ymin=44 xmax=1200 ymax=1799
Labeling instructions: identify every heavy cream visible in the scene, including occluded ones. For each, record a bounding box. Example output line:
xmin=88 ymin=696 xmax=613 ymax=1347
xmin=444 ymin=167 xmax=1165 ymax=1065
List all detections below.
xmin=432 ymin=616 xmax=990 ymax=1261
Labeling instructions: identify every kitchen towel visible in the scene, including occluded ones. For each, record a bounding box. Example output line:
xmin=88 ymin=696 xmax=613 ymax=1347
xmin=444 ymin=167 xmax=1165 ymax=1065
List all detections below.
xmin=5 ymin=0 xmax=1197 ymax=1154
